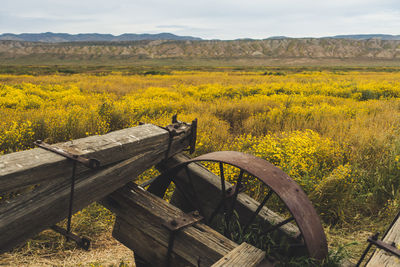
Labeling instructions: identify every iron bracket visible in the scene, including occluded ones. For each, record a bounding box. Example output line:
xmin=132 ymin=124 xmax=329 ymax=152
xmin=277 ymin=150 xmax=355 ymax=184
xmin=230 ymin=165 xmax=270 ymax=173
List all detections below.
xmin=162 ymin=211 xmax=203 ymax=267
xmin=158 ymin=115 xmax=197 ymax=160
xmin=34 ymin=140 xmax=100 ymax=250
xmin=357 ymin=232 xmax=400 ymax=266
xmin=357 ymin=207 xmax=400 ymax=266
xmin=34 ymin=140 xmax=100 ymax=169
xmin=367 ymin=235 xmax=400 ymax=258
xmin=163 ymin=210 xmax=203 ymax=232
xmin=51 ymin=225 xmax=90 ymax=250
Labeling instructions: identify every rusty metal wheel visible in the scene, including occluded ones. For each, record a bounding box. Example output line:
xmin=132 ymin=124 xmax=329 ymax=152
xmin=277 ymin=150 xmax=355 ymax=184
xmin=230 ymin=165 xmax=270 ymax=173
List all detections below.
xmin=144 ymin=151 xmax=328 ymax=262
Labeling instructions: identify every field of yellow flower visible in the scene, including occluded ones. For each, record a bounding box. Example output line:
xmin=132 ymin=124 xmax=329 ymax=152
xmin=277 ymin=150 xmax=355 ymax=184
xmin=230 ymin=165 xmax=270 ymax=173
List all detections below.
xmin=2 ymin=68 xmax=400 ymax=262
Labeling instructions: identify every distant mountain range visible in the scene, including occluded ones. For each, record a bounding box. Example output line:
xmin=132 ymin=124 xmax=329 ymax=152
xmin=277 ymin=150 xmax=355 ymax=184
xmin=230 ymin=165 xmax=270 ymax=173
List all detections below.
xmin=0 ymin=32 xmax=202 ymax=42
xmin=329 ymin=34 xmax=400 ymax=40
xmin=1 ymin=32 xmax=400 ymax=65
xmin=267 ymin=34 xmax=400 ymax=40
xmin=2 ymin=38 xmax=400 ymax=63
xmin=0 ymin=32 xmax=400 ymax=43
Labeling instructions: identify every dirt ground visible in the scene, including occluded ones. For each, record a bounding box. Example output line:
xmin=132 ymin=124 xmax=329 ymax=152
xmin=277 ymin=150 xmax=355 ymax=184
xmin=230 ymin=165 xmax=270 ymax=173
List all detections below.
xmin=0 ymin=231 xmax=135 ymax=267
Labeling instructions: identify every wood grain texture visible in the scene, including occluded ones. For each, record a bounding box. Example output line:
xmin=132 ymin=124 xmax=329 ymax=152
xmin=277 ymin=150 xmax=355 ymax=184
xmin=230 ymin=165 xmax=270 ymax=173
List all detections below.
xmin=158 ymin=154 xmax=301 ymax=241
xmin=0 ymin=124 xmax=168 ymax=192
xmin=103 ymin=183 xmax=238 ymax=267
xmin=0 ymin=123 xmax=193 ymax=253
xmin=367 ymin=216 xmax=400 ymax=266
xmin=211 ymin=242 xmax=267 ymax=267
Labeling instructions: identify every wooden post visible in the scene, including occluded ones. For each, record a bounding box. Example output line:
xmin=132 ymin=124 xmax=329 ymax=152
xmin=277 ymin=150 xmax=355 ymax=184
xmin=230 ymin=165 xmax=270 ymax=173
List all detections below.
xmin=102 ymin=182 xmax=238 ymax=266
xmin=0 ymin=124 xmax=169 ymax=192
xmin=0 ymin=122 xmax=194 ymax=253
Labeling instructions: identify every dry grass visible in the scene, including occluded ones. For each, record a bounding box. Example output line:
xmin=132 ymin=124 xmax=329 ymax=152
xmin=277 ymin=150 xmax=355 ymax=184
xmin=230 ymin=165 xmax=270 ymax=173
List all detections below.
xmin=2 ymin=69 xmax=400 ymax=265
xmin=0 ymin=231 xmax=135 ymax=267
xmin=325 ymin=227 xmax=371 ymax=265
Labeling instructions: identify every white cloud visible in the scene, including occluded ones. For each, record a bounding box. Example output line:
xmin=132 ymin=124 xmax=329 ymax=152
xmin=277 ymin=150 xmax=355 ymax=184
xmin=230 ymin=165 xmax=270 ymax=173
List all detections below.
xmin=1 ymin=0 xmax=399 ymax=39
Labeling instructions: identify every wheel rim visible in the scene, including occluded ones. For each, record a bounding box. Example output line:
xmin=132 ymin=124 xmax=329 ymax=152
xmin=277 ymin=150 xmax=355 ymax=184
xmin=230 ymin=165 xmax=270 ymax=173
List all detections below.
xmin=146 ymin=151 xmax=328 ymax=261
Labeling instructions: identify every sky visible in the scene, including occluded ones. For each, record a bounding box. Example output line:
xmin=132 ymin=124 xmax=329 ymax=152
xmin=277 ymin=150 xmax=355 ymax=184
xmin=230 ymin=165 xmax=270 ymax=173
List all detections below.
xmin=1 ymin=0 xmax=400 ymax=40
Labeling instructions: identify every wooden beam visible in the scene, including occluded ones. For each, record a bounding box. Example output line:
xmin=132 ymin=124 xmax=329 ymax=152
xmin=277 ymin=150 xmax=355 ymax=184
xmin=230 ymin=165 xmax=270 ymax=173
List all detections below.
xmin=102 ymin=182 xmax=238 ymax=267
xmin=0 ymin=123 xmax=193 ymax=253
xmin=211 ymin=242 xmax=268 ymax=267
xmin=367 ymin=214 xmax=400 ymax=266
xmin=157 ymin=154 xmax=301 ymax=242
xmin=0 ymin=124 xmax=169 ymax=192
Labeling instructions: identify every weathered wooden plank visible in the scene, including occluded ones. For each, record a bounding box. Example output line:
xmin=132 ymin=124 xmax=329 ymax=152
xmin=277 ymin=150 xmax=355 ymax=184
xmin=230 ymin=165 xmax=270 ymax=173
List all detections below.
xmin=367 ymin=214 xmax=400 ymax=266
xmin=211 ymin=242 xmax=267 ymax=267
xmin=102 ymin=182 xmax=238 ymax=267
xmin=0 ymin=123 xmax=193 ymax=253
xmin=0 ymin=124 xmax=168 ymax=192
xmin=157 ymin=154 xmax=301 ymax=241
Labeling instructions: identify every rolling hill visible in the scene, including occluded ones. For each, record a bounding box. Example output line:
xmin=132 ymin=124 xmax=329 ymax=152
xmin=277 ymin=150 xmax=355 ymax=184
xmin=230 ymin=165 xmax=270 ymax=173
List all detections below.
xmin=1 ymin=37 xmax=400 ymax=66
xmin=0 ymin=32 xmax=202 ymax=43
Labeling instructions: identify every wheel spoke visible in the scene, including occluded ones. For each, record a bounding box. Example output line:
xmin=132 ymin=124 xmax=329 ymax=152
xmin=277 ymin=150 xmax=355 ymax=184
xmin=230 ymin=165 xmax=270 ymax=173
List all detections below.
xmin=243 ymin=190 xmax=273 ymax=233
xmin=170 ymin=179 xmax=196 ymax=209
xmin=219 ymin=162 xmax=227 ymax=213
xmin=184 ymin=165 xmax=205 ymax=216
xmin=224 ymin=169 xmax=244 ymax=237
xmin=153 ymin=151 xmax=328 ymax=261
xmin=264 ymin=217 xmax=295 ymax=234
xmin=207 ymin=197 xmax=225 ymax=224
xmin=207 ymin=162 xmax=228 ymax=224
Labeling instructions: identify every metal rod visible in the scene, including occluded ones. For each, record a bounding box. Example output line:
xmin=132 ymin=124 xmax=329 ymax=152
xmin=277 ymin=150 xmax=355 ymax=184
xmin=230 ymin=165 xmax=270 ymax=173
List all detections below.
xmin=206 ymin=163 xmax=228 ymax=224
xmin=265 ymin=217 xmax=295 ymax=234
xmin=228 ymin=170 xmax=243 ymax=218
xmin=34 ymin=139 xmax=96 ymax=250
xmin=220 ymin=162 xmax=226 ymax=204
xmin=166 ymin=231 xmax=176 ymax=267
xmin=51 ymin=225 xmax=90 ymax=250
xmin=170 ymin=176 xmax=206 ymax=221
xmin=224 ymin=169 xmax=244 ymax=237
xmin=66 ymin=161 xmax=77 ymax=240
xmin=219 ymin=162 xmax=230 ymax=235
xmin=208 ymin=197 xmax=225 ymax=224
xmin=243 ymin=190 xmax=273 ymax=233
xmin=356 ymin=209 xmax=400 ymax=266
xmin=185 ymin=165 xmax=205 ymax=217
xmin=356 ymin=243 xmax=373 ymax=267
xmin=368 ymin=237 xmax=400 ymax=258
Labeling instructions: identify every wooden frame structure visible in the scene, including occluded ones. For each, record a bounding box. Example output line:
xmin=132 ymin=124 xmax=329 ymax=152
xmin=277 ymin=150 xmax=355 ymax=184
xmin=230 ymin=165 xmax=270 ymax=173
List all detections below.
xmin=0 ymin=119 xmax=342 ymax=266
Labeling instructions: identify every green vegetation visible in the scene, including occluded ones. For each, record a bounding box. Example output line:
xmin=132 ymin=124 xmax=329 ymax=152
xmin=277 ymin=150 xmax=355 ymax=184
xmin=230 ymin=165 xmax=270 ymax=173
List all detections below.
xmin=2 ymin=65 xmax=400 ymax=265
